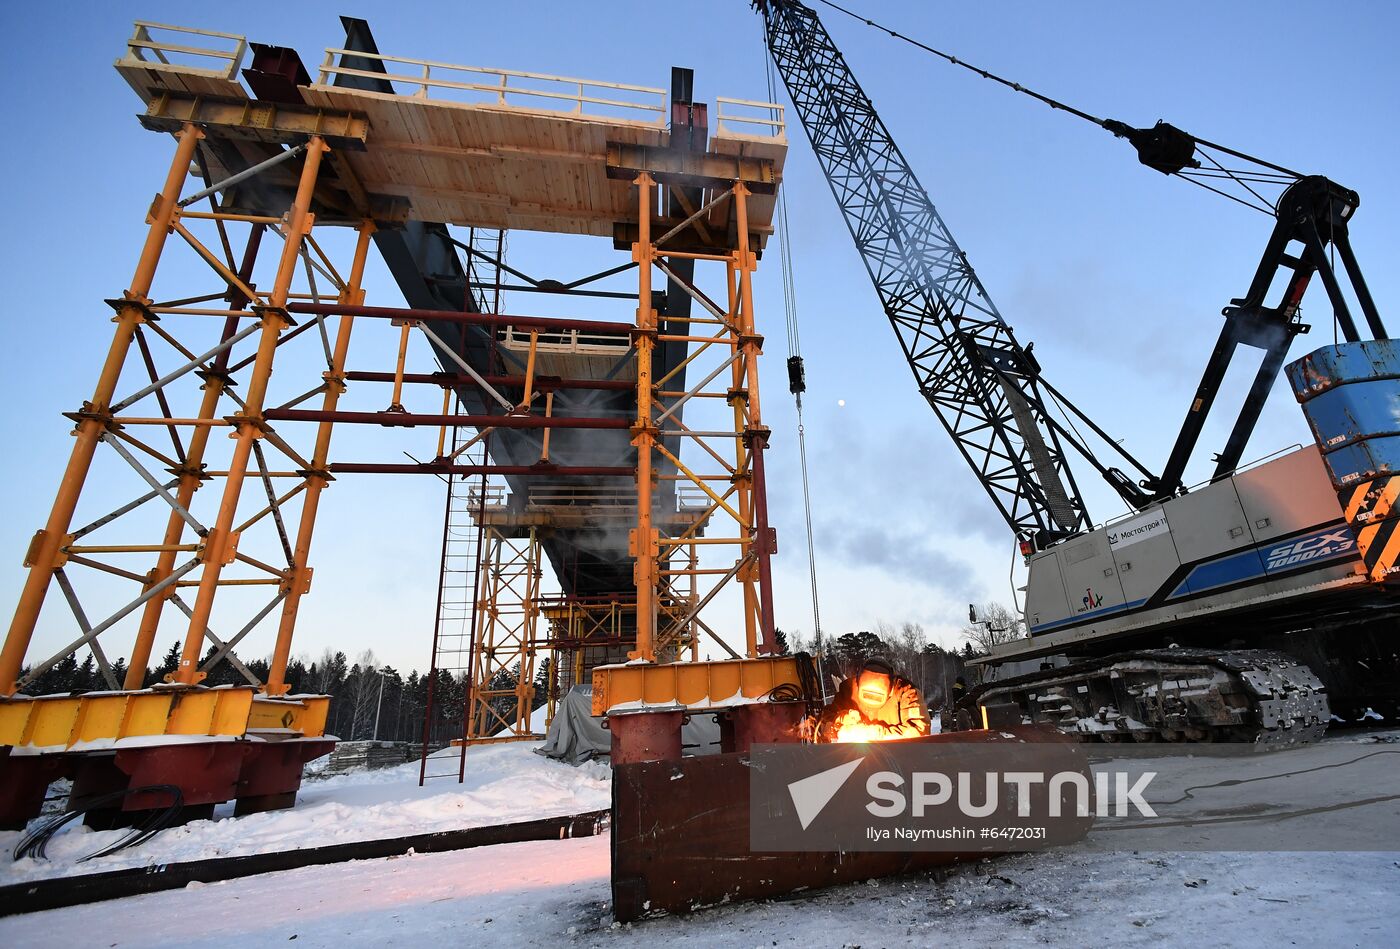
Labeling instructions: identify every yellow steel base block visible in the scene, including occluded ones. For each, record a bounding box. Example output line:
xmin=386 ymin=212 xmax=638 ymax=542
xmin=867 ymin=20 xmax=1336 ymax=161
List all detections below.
xmin=0 ymin=685 xmax=254 ymax=751
xmin=249 ymin=694 xmax=331 ymax=738
xmin=0 ymin=687 xmax=332 ymax=751
xmin=592 ymin=656 xmax=799 ymax=716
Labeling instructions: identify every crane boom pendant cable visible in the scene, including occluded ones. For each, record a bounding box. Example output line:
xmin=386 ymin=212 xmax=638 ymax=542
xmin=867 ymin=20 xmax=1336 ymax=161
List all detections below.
xmin=808 ymin=0 xmax=1300 ymax=213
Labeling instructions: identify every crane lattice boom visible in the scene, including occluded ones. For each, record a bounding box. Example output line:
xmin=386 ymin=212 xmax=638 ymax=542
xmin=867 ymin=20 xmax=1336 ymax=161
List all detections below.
xmin=760 ymin=0 xmax=1089 ymax=544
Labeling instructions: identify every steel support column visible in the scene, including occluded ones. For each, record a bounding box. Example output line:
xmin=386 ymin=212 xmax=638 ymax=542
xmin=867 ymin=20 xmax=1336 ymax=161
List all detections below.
xmin=630 ymin=172 xmax=659 ymax=661
xmin=733 ymin=182 xmax=776 ymax=655
xmin=173 ymin=137 xmax=327 ymax=684
xmin=726 ymin=256 xmax=760 ymax=656
xmin=265 ymin=221 xmax=375 ymax=694
xmin=465 ymin=527 xmax=541 ymax=740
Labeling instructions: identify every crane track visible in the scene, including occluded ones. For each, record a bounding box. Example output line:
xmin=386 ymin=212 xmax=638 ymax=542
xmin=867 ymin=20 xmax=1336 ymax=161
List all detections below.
xmin=968 ymin=649 xmax=1329 ymax=748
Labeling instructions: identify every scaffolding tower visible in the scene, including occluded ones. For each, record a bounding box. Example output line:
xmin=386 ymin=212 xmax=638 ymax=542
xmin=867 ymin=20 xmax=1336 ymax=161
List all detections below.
xmin=0 ymin=17 xmax=789 ymax=828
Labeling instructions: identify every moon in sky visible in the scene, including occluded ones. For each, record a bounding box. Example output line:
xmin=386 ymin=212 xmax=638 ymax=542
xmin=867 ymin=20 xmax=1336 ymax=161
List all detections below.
xmin=837 ymin=399 xmax=846 ymax=407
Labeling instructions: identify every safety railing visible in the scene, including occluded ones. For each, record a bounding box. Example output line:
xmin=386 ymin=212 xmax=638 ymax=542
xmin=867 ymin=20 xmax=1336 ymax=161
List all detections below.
xmin=677 ymin=485 xmax=712 ymax=511
xmin=316 ymin=48 xmax=668 ymax=125
xmin=460 ymin=485 xmax=509 ymax=510
xmin=121 ymin=21 xmax=247 ymax=80
xmin=715 ymin=96 xmax=786 ymax=141
xmin=522 ymin=487 xmax=709 ymax=516
xmin=497 ymin=323 xmax=630 ymax=352
xmin=528 ymin=487 xmax=636 ymax=509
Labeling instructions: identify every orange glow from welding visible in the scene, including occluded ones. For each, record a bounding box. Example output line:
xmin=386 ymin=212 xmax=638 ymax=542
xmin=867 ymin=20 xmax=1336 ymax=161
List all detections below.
xmin=829 ymin=720 xmax=901 ymax=743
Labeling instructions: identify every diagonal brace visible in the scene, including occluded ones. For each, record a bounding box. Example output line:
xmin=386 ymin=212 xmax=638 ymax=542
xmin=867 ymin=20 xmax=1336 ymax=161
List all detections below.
xmin=17 ymin=558 xmax=200 ymax=688
xmin=169 ymin=592 xmax=260 ymax=686
xmin=418 ymin=322 xmax=514 ymax=411
xmin=111 ymin=319 xmax=262 ymax=414
xmin=53 ymin=568 xmax=119 ymax=689
xmin=101 ymin=433 xmax=207 ymax=535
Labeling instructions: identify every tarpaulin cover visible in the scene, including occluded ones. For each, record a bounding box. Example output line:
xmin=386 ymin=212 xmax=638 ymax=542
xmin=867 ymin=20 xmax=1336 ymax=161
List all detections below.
xmin=535 ymin=685 xmax=721 ymax=764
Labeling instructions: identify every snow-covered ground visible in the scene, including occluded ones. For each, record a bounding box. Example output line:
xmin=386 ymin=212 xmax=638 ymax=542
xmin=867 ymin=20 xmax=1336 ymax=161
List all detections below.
xmin=0 ymin=743 xmax=609 ymax=884
xmin=2 ymin=731 xmax=1397 ymax=947
xmin=3 ymin=830 xmax=1396 ymax=947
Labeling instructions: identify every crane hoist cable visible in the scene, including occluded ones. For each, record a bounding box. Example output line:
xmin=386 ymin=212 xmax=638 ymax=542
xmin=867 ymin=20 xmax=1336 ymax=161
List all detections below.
xmin=810 ymin=0 xmax=1301 ymax=214
xmin=764 ymin=36 xmax=824 ymax=659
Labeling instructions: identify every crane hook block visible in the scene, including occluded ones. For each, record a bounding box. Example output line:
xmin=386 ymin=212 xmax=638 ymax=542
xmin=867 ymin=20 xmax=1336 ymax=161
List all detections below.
xmin=786 ymin=355 xmax=806 ymax=395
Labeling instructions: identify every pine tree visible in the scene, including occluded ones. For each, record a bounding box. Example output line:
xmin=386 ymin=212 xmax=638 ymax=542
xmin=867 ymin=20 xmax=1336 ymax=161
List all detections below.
xmin=75 ymin=654 xmax=97 ymax=692
xmin=533 ymin=657 xmax=553 ymax=710
xmin=488 ymin=666 xmax=519 ymax=734
xmin=200 ymin=644 xmax=241 ymax=686
xmin=29 ymin=654 xmax=79 ymax=695
xmin=316 ymin=650 xmax=348 ymax=694
xmin=153 ymin=640 xmax=182 ymax=682
xmin=246 ymin=657 xmax=271 ymax=686
xmin=832 ymin=630 xmax=889 ymax=677
xmin=376 ymin=666 xmax=402 ymax=740
xmin=403 ymin=671 xmax=424 ymax=743
xmin=283 ymin=657 xmax=308 ymax=694
xmin=773 ymin=628 xmax=791 ymax=656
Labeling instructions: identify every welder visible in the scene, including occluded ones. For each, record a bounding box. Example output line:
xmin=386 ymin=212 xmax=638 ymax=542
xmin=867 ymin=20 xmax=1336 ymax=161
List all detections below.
xmin=815 ymin=658 xmax=930 ymax=741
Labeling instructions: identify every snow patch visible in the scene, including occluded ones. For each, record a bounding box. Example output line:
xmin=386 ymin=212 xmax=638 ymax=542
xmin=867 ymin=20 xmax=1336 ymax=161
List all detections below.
xmin=0 ymin=741 xmax=608 ymax=885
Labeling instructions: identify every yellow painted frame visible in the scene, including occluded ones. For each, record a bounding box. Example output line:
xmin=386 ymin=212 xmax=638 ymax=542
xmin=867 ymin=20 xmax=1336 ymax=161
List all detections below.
xmin=592 ymin=656 xmax=799 ymax=715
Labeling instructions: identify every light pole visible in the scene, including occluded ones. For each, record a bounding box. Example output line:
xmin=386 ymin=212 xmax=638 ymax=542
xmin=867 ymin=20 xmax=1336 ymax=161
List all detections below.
xmin=372 ymin=670 xmax=385 ymax=741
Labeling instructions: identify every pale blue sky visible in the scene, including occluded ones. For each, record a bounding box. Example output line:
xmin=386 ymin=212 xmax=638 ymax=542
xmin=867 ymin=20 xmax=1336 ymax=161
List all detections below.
xmin=1 ymin=1 xmax=1396 ymax=675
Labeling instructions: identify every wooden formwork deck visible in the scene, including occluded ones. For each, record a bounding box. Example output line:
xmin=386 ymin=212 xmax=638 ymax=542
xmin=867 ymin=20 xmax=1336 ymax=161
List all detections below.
xmin=116 ymin=27 xmax=787 ymax=239
xmin=299 ymin=85 xmax=783 ymax=237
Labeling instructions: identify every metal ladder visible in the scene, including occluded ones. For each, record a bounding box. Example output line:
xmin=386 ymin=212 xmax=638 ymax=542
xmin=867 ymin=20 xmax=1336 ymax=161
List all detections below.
xmin=418 ymin=228 xmax=505 ymax=783
xmin=466 ymin=227 xmax=506 ymax=315
xmin=418 ymin=426 xmax=493 ymax=783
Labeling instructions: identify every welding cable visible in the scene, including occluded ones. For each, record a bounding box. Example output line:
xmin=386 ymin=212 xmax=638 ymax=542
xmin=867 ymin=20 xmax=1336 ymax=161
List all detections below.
xmin=1128 ymin=748 xmax=1400 ymax=809
xmin=82 ymin=785 xmax=185 ymax=861
xmin=1100 ymin=791 xmax=1400 ymax=832
xmin=12 ymin=785 xmax=184 ymax=863
xmin=763 ymin=682 xmax=805 ymax=703
xmin=763 ymin=35 xmax=825 ymax=656
xmin=791 ymin=651 xmax=827 ymax=716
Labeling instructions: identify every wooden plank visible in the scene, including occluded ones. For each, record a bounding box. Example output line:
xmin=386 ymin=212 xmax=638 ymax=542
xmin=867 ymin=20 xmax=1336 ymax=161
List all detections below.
xmin=115 ymin=61 xmax=246 ymax=103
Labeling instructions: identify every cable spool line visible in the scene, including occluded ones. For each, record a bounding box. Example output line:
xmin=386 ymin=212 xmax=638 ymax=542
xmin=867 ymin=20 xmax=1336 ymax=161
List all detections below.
xmin=764 ymin=33 xmax=825 ymax=671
